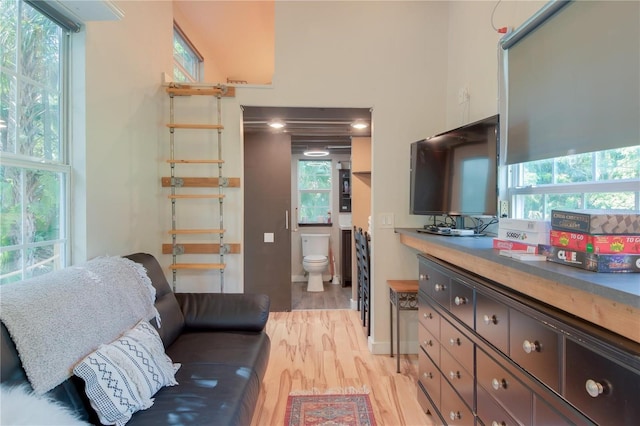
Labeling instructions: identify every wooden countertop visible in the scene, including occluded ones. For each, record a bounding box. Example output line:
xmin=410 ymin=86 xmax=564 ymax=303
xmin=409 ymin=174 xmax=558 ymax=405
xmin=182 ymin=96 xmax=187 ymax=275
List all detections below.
xmin=396 ymin=228 xmax=640 ymax=344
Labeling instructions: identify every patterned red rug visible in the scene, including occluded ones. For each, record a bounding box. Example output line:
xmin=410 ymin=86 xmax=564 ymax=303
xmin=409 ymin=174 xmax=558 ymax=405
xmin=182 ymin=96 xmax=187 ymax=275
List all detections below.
xmin=284 ymin=393 xmax=377 ymax=426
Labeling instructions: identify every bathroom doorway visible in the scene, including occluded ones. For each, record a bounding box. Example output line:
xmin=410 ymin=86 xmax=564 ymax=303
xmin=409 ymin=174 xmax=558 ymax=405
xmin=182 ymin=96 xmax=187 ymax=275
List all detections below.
xmin=242 ymin=106 xmax=371 ymax=311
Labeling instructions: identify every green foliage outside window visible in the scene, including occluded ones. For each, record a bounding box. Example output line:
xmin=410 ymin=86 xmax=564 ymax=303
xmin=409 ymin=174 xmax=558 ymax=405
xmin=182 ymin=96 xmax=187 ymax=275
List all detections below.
xmin=510 ymin=146 xmax=639 ymax=220
xmin=298 ymin=160 xmax=332 ymax=223
xmin=0 ymin=0 xmax=66 ymax=284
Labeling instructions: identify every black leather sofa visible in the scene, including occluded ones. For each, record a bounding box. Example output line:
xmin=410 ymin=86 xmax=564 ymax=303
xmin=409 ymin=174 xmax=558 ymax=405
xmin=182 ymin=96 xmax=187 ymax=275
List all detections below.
xmin=0 ymin=252 xmax=271 ymax=425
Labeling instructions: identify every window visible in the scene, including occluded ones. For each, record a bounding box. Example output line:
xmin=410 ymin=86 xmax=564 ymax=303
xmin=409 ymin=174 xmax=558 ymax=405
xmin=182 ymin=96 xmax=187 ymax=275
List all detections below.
xmin=0 ymin=0 xmax=70 ymax=284
xmin=298 ymin=160 xmax=332 ymax=224
xmin=173 ymin=23 xmax=202 ymax=83
xmin=507 ymin=146 xmax=640 ymax=220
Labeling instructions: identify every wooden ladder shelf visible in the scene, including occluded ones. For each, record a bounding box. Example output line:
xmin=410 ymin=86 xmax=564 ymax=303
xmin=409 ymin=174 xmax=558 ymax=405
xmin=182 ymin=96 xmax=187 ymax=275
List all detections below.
xmin=164 ymin=83 xmax=240 ymax=292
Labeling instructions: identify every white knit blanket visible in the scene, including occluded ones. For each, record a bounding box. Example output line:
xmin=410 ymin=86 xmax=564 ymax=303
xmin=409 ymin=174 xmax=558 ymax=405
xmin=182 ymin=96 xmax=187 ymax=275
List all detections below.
xmin=0 ymin=256 xmax=160 ymax=395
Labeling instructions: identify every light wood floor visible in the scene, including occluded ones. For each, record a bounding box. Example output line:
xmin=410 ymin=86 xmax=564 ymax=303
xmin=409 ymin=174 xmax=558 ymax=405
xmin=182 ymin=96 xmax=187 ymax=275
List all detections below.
xmin=250 ymin=309 xmax=431 ymax=425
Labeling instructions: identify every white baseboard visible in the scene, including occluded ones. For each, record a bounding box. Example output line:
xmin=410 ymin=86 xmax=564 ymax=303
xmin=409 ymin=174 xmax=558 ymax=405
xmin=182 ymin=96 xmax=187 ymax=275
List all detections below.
xmin=368 ymin=337 xmax=419 ymax=355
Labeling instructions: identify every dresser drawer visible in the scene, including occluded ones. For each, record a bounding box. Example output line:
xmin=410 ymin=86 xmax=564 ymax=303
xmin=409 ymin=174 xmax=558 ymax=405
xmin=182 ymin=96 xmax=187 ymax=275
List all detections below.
xmin=419 ymin=349 xmax=441 ymax=408
xmin=475 ymin=291 xmax=509 ymax=355
xmin=441 ymin=378 xmax=475 ymax=426
xmin=419 ymin=294 xmax=441 ymax=340
xmin=419 ymin=260 xmax=450 ymax=308
xmin=533 ymin=394 xmax=590 ymax=425
xmin=509 ymin=309 xmax=560 ymax=391
xmin=418 ymin=382 xmax=444 ymax=425
xmin=441 ymin=318 xmax=474 ymax=375
xmin=449 ymin=277 xmax=474 ymax=328
xmin=419 ymin=322 xmax=440 ymax=366
xmin=441 ymin=347 xmax=474 ymax=410
xmin=477 ymin=384 xmax=518 ymax=426
xmin=565 ymin=339 xmax=640 ymax=426
xmin=477 ymin=348 xmax=532 ymax=425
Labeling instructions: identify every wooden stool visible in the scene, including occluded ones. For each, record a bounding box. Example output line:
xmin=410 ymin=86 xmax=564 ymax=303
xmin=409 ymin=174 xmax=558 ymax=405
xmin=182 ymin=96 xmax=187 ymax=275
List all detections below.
xmin=388 ymin=279 xmax=419 ymax=373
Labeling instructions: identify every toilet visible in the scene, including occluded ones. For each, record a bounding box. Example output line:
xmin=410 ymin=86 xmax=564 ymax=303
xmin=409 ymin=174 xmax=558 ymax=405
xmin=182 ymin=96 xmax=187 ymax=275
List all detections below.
xmin=301 ymin=233 xmax=330 ymax=292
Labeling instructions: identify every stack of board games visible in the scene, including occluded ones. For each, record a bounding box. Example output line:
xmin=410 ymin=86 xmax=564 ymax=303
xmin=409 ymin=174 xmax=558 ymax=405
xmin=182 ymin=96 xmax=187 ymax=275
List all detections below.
xmin=493 ymin=218 xmax=551 ymax=254
xmin=540 ymin=209 xmax=640 ymax=272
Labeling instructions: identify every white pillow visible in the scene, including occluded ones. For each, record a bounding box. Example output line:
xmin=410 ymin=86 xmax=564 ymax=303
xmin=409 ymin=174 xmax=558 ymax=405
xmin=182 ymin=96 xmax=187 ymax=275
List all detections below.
xmin=104 ymin=320 xmax=180 ymax=402
xmin=73 ymin=321 xmax=180 ymax=425
xmin=73 ymin=348 xmax=152 ymax=426
xmin=0 ymin=385 xmax=88 ymax=426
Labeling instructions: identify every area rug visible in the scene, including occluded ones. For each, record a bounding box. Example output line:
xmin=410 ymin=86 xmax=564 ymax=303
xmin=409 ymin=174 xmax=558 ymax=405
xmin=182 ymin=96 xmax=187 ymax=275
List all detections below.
xmin=284 ymin=392 xmax=377 ymax=426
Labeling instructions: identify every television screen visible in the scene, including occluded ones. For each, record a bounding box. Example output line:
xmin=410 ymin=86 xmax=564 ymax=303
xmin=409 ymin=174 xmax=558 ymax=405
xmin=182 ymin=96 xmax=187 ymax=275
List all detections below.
xmin=410 ymin=115 xmax=499 ymax=217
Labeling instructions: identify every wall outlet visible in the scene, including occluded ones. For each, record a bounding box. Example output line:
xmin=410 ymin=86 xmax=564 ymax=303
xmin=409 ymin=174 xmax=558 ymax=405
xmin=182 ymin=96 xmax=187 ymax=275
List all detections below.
xmin=500 ymin=200 xmax=509 ymax=218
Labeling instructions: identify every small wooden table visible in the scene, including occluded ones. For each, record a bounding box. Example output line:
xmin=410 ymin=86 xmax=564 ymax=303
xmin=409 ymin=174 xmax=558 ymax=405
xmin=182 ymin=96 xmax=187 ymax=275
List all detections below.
xmin=388 ymin=279 xmax=419 ymax=373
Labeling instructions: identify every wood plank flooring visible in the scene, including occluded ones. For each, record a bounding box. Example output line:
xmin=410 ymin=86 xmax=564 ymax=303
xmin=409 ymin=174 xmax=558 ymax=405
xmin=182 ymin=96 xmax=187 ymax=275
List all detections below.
xmin=291 ymin=281 xmax=352 ymax=310
xmin=250 ymin=309 xmax=431 ymax=425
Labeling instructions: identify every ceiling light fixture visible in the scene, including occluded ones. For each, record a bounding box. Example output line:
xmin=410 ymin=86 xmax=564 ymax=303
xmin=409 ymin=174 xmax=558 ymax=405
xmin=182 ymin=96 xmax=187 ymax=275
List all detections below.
xmin=350 ymin=120 xmax=368 ymax=130
xmin=268 ymin=119 xmax=286 ymax=129
xmin=303 ymin=149 xmax=330 ymax=157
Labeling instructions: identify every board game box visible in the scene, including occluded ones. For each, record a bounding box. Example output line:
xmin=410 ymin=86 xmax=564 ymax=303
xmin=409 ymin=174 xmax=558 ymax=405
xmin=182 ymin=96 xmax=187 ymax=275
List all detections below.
xmin=549 ymin=230 xmax=640 ymax=254
xmin=539 ymin=245 xmax=640 ymax=272
xmin=550 ymin=209 xmax=640 ymax=235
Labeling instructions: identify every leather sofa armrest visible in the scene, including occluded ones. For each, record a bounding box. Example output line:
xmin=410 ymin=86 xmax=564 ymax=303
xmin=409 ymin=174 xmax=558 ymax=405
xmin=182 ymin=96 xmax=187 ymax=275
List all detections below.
xmin=175 ymin=293 xmax=270 ymax=332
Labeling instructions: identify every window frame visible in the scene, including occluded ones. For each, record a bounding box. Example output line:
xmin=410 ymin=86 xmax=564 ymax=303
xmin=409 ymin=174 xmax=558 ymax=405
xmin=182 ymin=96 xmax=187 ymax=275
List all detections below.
xmin=173 ymin=22 xmax=203 ymax=83
xmin=506 ymin=147 xmax=640 ymax=220
xmin=0 ymin=0 xmax=71 ymax=284
xmin=297 ymin=159 xmax=333 ymax=225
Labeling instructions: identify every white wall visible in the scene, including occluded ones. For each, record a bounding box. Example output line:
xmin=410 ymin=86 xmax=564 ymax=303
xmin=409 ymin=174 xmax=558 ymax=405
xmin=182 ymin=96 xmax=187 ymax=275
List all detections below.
xmin=445 ymin=1 xmax=546 ymax=131
xmin=76 ymin=1 xmax=173 ymax=263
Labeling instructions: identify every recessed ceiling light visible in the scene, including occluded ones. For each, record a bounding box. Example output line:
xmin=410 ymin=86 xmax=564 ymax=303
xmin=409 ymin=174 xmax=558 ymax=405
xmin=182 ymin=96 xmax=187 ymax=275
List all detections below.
xmin=268 ymin=119 xmax=286 ymax=129
xmin=351 ymin=120 xmax=368 ymax=130
xmin=303 ymin=149 xmax=330 ymax=157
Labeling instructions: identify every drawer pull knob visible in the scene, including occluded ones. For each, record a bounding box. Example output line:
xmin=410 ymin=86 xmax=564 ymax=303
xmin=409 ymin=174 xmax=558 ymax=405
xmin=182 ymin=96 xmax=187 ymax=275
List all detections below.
xmin=423 ymin=312 xmax=433 ymax=320
xmin=491 ymin=422 xmax=507 ymax=426
xmin=522 ymin=339 xmax=540 ymax=354
xmin=491 ymin=378 xmax=507 ymax=390
xmin=585 ymin=379 xmax=605 ymax=398
xmin=420 ymin=273 xmax=429 ymax=280
xmin=435 ymin=283 xmax=446 ymax=292
xmin=454 ymin=296 xmax=467 ymax=306
xmin=449 ymin=370 xmax=461 ymax=380
xmin=483 ymin=314 xmax=497 ymax=325
xmin=423 ymin=339 xmax=433 ymax=347
xmin=423 ymin=372 xmax=433 ymax=379
xmin=449 ymin=337 xmax=461 ymax=346
xmin=449 ymin=411 xmax=462 ymax=421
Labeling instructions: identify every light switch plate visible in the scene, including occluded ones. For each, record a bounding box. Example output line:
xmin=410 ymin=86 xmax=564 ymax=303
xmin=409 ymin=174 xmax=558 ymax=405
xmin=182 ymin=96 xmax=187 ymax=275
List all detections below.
xmin=264 ymin=232 xmax=274 ymax=243
xmin=380 ymin=213 xmax=394 ymax=229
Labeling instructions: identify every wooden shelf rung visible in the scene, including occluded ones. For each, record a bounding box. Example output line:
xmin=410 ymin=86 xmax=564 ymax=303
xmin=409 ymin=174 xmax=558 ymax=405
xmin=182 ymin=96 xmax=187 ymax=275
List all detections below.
xmin=162 ymin=177 xmax=240 ymax=188
xmin=167 ymin=123 xmax=223 ymax=130
xmin=168 ymin=229 xmax=224 ymax=235
xmin=166 ymin=86 xmax=235 ymax=97
xmin=166 ymin=160 xmax=224 ymax=164
xmin=162 ymin=243 xmax=241 ymax=255
xmin=169 ymin=263 xmax=225 ymax=270
xmin=168 ymin=194 xmax=224 ymax=199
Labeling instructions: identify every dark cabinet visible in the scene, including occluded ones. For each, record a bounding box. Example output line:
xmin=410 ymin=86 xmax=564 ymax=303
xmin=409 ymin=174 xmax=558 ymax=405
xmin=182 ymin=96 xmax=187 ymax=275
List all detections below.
xmin=416 ymin=254 xmax=640 ymax=426
xmin=339 ymin=169 xmax=351 ymax=212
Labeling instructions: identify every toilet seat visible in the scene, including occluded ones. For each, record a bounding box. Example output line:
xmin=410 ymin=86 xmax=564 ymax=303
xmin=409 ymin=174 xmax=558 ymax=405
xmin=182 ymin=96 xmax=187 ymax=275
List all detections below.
xmin=304 ymin=255 xmax=327 ymax=263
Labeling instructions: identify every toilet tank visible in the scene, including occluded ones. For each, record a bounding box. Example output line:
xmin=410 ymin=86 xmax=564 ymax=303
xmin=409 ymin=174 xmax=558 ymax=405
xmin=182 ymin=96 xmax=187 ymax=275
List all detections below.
xmin=301 ymin=234 xmax=330 ymax=257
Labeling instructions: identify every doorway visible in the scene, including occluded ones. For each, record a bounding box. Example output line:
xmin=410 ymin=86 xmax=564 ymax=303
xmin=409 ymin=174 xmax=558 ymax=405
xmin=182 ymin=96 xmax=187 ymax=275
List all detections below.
xmin=242 ymin=106 xmax=371 ymax=311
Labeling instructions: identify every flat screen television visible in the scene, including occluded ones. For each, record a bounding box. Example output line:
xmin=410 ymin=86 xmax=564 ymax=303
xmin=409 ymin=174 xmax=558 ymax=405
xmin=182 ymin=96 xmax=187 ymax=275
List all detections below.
xmin=410 ymin=114 xmax=499 ymax=220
